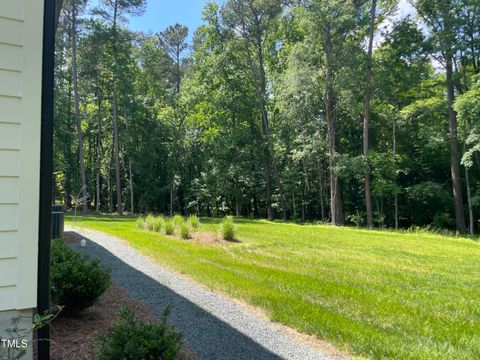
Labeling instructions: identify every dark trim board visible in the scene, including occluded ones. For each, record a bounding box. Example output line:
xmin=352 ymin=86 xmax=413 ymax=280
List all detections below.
xmin=37 ymin=0 xmax=57 ymax=359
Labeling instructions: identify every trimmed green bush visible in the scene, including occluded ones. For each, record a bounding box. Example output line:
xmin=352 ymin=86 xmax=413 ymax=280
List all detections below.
xmin=164 ymin=220 xmax=175 ymax=235
xmin=179 ymin=223 xmax=191 ymax=240
xmin=187 ymin=215 xmax=199 ymax=230
xmin=51 ymin=239 xmax=110 ymax=315
xmin=97 ymin=308 xmax=184 ymax=360
xmin=220 ymin=216 xmax=236 ymax=241
xmin=145 ymin=214 xmax=156 ymax=231
xmin=172 ymin=215 xmax=184 ymax=227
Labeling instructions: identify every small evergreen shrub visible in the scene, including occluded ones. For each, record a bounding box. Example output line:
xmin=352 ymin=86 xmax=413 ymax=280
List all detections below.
xmin=97 ymin=308 xmax=184 ymax=360
xmin=152 ymin=216 xmax=165 ymax=233
xmin=136 ymin=216 xmax=146 ymax=230
xmin=187 ymin=215 xmax=199 ymax=230
xmin=172 ymin=215 xmax=185 ymax=227
xmin=220 ymin=216 xmax=236 ymax=241
xmin=51 ymin=239 xmax=110 ymax=315
xmin=165 ymin=220 xmax=175 ymax=235
xmin=180 ymin=223 xmax=191 ymax=239
xmin=145 ymin=214 xmax=156 ymax=231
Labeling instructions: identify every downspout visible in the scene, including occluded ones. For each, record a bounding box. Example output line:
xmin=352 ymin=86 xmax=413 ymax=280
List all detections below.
xmin=37 ymin=0 xmax=58 ymax=359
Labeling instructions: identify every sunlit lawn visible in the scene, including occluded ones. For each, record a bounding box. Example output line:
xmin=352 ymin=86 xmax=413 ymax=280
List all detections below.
xmin=66 ymin=215 xmax=480 ymax=360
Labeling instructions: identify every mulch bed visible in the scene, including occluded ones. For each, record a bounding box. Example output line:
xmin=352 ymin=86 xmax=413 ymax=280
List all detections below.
xmin=50 ymin=284 xmax=156 ymax=359
xmin=51 ymin=234 xmax=195 ymax=359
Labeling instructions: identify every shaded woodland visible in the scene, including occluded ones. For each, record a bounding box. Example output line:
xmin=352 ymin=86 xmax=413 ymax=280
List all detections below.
xmin=54 ymin=0 xmax=480 ymax=234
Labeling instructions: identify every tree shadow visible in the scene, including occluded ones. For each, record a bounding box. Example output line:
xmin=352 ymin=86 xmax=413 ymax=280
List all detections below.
xmin=66 ymin=232 xmax=285 ymax=360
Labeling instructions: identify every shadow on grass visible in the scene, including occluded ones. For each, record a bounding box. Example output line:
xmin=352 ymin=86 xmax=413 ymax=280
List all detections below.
xmin=66 ymin=231 xmax=284 ymax=360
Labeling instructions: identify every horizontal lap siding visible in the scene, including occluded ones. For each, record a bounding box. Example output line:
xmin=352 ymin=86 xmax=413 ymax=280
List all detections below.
xmin=0 ymin=0 xmax=43 ymax=311
xmin=0 ymin=0 xmax=25 ymax=21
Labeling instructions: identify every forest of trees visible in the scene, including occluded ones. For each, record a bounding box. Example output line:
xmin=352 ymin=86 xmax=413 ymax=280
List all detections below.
xmin=54 ymin=0 xmax=480 ymax=234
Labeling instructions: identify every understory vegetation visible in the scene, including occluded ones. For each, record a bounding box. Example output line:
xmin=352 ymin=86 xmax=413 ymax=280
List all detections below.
xmin=68 ymin=215 xmax=480 ymax=360
xmin=55 ymin=0 xmax=480 ymax=235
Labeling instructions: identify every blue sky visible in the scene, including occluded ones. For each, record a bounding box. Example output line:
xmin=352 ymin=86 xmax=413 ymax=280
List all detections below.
xmin=88 ymin=0 xmax=415 ymax=43
xmin=119 ymin=0 xmax=224 ymax=39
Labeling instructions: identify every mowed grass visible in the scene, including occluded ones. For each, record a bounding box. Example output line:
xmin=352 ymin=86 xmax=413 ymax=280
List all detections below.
xmin=66 ymin=215 xmax=480 ymax=359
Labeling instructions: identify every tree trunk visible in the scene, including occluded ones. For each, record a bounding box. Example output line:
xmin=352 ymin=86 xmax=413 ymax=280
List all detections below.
xmin=393 ymin=119 xmax=399 ymax=230
xmin=129 ymin=160 xmax=134 ymax=214
xmin=363 ymin=0 xmax=376 ymax=229
xmin=71 ymin=9 xmax=88 ymax=212
xmin=112 ymin=92 xmax=122 ymax=215
xmin=324 ymin=35 xmax=344 ymax=226
xmin=445 ymin=52 xmax=466 ymax=234
xmin=317 ymin=160 xmax=326 ymax=221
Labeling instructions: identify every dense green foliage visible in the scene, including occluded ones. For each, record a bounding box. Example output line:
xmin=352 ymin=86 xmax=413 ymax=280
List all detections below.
xmin=68 ymin=215 xmax=480 ymax=359
xmin=54 ymin=0 xmax=480 ymax=233
xmin=97 ymin=308 xmax=185 ymax=360
xmin=51 ymin=239 xmax=111 ymax=314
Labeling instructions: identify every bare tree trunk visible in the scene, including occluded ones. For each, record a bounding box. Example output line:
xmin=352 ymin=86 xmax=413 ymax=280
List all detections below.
xmin=393 ymin=118 xmax=399 ymax=230
xmin=363 ymin=0 xmax=377 ymax=229
xmin=71 ymin=8 xmax=88 ymax=212
xmin=445 ymin=52 xmax=466 ymax=233
xmin=317 ymin=160 xmax=326 ymax=221
xmin=112 ymin=93 xmax=122 ymax=215
xmin=324 ymin=35 xmax=344 ymax=226
xmin=129 ymin=160 xmax=134 ymax=214
xmin=170 ymin=179 xmax=174 ymax=216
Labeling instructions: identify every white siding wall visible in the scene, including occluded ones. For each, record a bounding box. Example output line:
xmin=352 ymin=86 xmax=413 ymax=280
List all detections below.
xmin=0 ymin=0 xmax=44 ymax=311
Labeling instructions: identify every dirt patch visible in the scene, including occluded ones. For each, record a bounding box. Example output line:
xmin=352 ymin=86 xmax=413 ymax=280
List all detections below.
xmin=50 ymin=284 xmax=195 ymax=360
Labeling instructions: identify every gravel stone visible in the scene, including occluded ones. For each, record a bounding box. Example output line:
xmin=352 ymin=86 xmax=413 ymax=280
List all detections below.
xmin=66 ymin=226 xmax=334 ymax=360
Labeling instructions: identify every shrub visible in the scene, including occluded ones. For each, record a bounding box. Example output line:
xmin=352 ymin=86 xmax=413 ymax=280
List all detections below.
xmin=97 ymin=308 xmax=184 ymax=360
xmin=51 ymin=239 xmax=110 ymax=315
xmin=179 ymin=223 xmax=191 ymax=240
xmin=152 ymin=216 xmax=165 ymax=233
xmin=172 ymin=215 xmax=185 ymax=227
xmin=136 ymin=216 xmax=146 ymax=230
xmin=145 ymin=214 xmax=156 ymax=231
xmin=164 ymin=220 xmax=175 ymax=235
xmin=187 ymin=215 xmax=199 ymax=230
xmin=220 ymin=216 xmax=236 ymax=241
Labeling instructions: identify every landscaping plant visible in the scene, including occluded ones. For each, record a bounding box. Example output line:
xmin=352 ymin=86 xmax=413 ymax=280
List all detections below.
xmin=179 ymin=223 xmax=191 ymax=240
xmin=172 ymin=215 xmax=185 ymax=227
xmin=97 ymin=308 xmax=185 ymax=360
xmin=164 ymin=220 xmax=175 ymax=235
xmin=187 ymin=215 xmax=199 ymax=229
xmin=51 ymin=239 xmax=111 ymax=315
xmin=220 ymin=216 xmax=236 ymax=241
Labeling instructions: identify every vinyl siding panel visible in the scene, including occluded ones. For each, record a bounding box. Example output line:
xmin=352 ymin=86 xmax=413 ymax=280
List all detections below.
xmin=0 ymin=0 xmax=44 ymax=311
xmin=0 ymin=123 xmax=21 ymax=150
xmin=0 ymin=43 xmax=23 ymax=71
xmin=0 ymin=97 xmax=21 ymax=124
xmin=0 ymin=150 xmax=20 ymax=176
xmin=0 ymin=287 xmax=17 ymax=310
xmin=0 ymin=178 xmax=20 ymax=204
xmin=0 ymin=232 xmax=18 ymax=259
xmin=0 ymin=70 xmax=22 ymax=97
xmin=0 ymin=204 xmax=19 ymax=231
xmin=0 ymin=18 xmax=24 ymax=46
xmin=0 ymin=0 xmax=25 ymax=21
xmin=0 ymin=259 xmax=17 ymax=286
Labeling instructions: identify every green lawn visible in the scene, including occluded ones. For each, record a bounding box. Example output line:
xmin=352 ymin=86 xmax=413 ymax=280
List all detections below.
xmin=66 ymin=215 xmax=480 ymax=360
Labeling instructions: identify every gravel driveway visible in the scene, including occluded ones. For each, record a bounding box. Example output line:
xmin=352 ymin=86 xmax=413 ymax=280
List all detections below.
xmin=66 ymin=226 xmax=336 ymax=360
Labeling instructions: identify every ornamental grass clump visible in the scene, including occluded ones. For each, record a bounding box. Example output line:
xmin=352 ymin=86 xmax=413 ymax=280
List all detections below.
xmin=172 ymin=214 xmax=185 ymax=227
xmin=220 ymin=216 xmax=236 ymax=241
xmin=136 ymin=216 xmax=146 ymax=230
xmin=164 ymin=220 xmax=175 ymax=235
xmin=145 ymin=214 xmax=156 ymax=231
xmin=152 ymin=216 xmax=165 ymax=233
xmin=187 ymin=215 xmax=200 ymax=230
xmin=180 ymin=223 xmax=191 ymax=240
